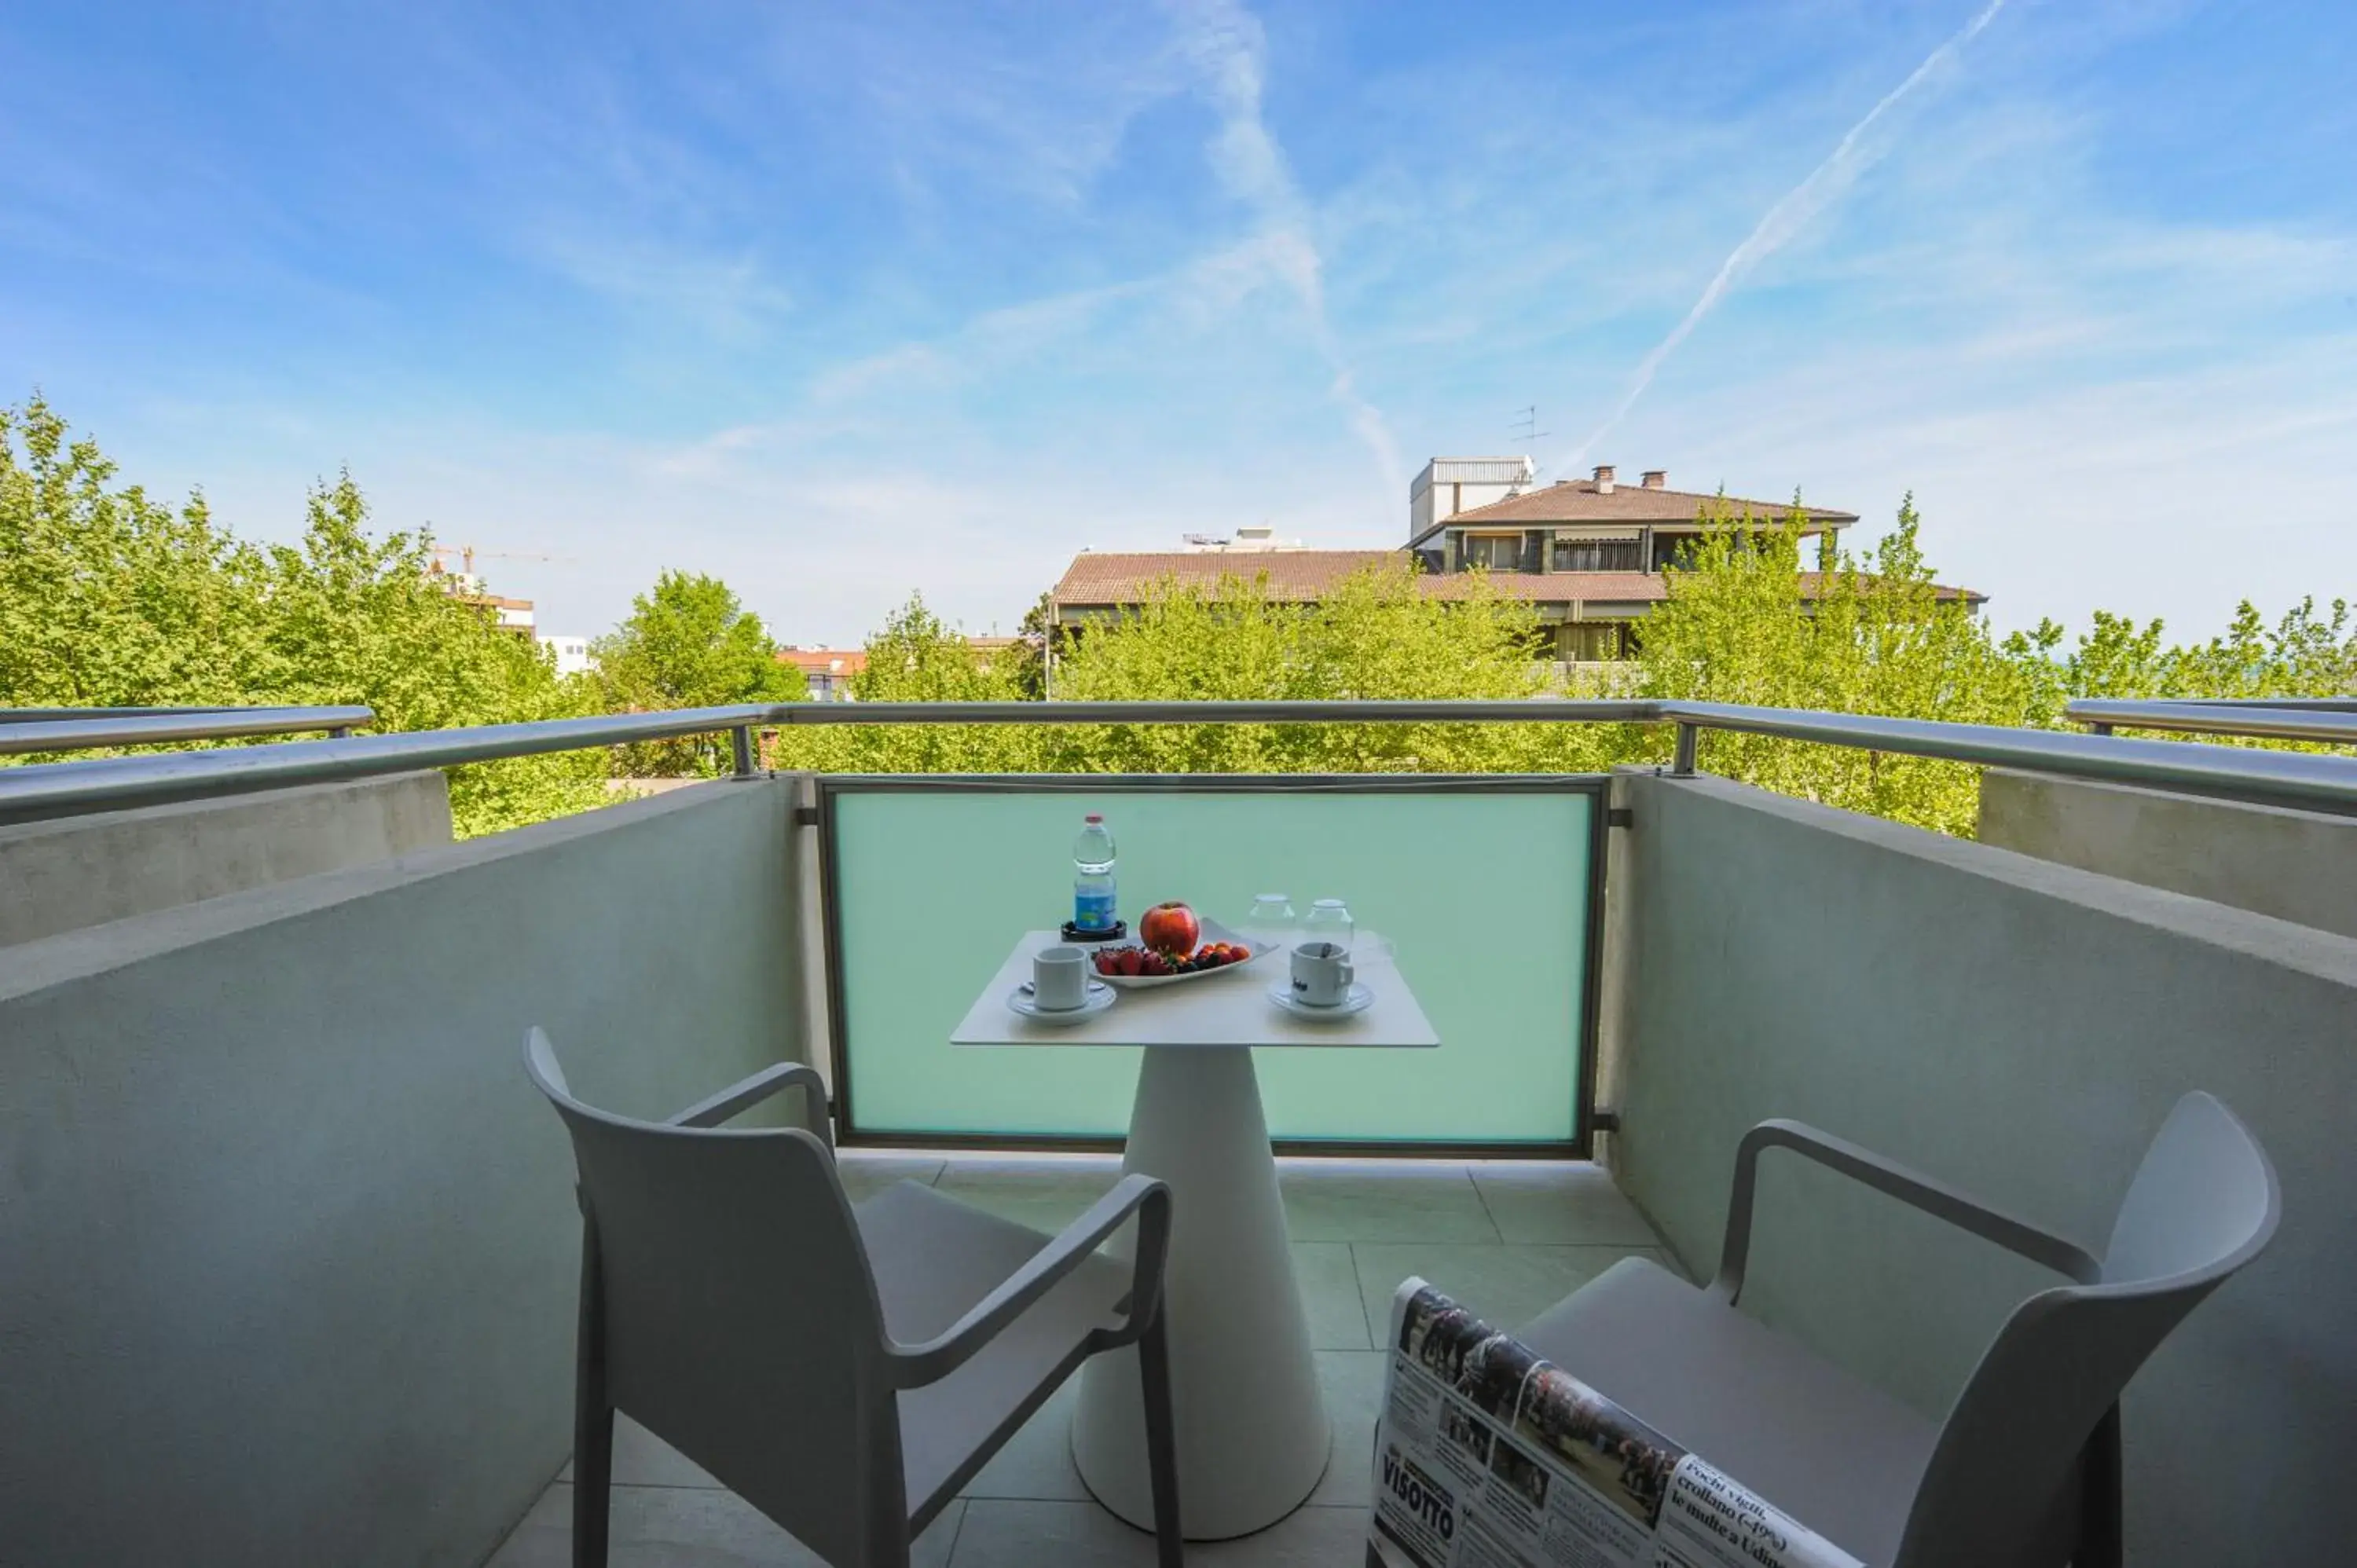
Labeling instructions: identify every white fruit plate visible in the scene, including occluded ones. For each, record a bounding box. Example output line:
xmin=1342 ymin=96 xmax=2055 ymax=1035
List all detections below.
xmin=1090 ymin=918 xmax=1269 ymax=990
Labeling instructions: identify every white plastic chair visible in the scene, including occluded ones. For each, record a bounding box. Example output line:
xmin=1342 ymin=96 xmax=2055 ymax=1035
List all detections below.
xmin=523 ymin=1028 xmax=1184 ymax=1566
xmin=1511 ymin=1091 xmax=2278 ymax=1568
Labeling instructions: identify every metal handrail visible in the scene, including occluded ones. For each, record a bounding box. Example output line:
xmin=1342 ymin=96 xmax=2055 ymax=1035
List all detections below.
xmin=2066 ymin=698 xmax=2357 ymax=745
xmin=0 ymin=706 xmax=375 ymax=757
xmin=2152 ymin=697 xmax=2357 ymax=713
xmin=5 ymin=695 xmax=2357 ymax=825
xmin=1662 ymin=701 xmax=2357 ymax=807
xmin=0 ymin=705 xmax=780 ymax=822
xmin=0 ymin=705 xmax=309 ymax=722
xmin=783 ymin=698 xmax=1657 ymax=726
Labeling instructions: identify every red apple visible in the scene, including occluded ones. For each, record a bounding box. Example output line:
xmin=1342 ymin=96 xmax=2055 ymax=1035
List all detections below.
xmin=1139 ymin=901 xmax=1200 ymax=955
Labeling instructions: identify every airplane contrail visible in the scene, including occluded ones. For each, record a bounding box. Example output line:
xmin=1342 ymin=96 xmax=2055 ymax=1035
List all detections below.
xmin=1561 ymin=0 xmax=2009 ymax=471
xmin=1171 ymin=0 xmax=1406 ymax=497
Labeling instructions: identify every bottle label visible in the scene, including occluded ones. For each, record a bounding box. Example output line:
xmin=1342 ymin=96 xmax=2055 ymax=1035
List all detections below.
xmin=1074 ymin=885 xmax=1117 ymax=931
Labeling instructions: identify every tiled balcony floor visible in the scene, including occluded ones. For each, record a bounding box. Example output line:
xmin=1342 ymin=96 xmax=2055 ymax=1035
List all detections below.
xmin=489 ymin=1151 xmax=1676 ymax=1567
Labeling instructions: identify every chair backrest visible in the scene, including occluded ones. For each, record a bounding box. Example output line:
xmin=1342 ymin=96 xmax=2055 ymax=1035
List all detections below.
xmin=1897 ymin=1092 xmax=2280 ymax=1568
xmin=525 ymin=1031 xmax=904 ymax=1566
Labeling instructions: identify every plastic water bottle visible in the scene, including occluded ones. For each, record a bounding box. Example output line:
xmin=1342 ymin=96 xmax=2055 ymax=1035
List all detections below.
xmin=1072 ymin=814 xmax=1117 ymax=933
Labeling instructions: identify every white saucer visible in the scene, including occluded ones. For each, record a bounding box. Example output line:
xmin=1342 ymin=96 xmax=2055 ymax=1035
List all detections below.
xmin=1267 ymin=980 xmax=1373 ymax=1020
xmin=1008 ymin=983 xmax=1116 ymax=1026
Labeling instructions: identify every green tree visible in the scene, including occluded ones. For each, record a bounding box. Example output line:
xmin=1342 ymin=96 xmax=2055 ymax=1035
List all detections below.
xmin=1044 ymin=559 xmax=1617 ymax=775
xmin=1637 ymin=496 xmax=2046 ymax=834
xmin=748 ymin=489 xmax=2357 ymax=835
xmin=781 ymin=594 xmax=1036 ymax=775
xmin=0 ymin=395 xmax=607 ymax=836
xmin=2060 ymin=597 xmax=2357 ymax=756
xmin=593 ymin=570 xmax=803 ymax=775
xmin=1008 ymin=590 xmax=1057 ymax=701
xmin=0 ymin=397 xmax=274 ymax=705
xmin=35 ymin=376 xmax=2335 ymax=844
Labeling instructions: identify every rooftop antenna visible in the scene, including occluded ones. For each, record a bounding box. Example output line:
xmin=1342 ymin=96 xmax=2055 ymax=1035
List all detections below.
xmin=1511 ymin=406 xmax=1550 ymax=482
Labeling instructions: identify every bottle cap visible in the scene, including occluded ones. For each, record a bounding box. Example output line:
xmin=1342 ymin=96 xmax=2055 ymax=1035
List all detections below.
xmin=1084 ymin=813 xmax=1103 ymax=822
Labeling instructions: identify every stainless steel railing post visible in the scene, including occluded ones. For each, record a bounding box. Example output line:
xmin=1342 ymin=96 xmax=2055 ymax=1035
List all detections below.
xmin=1671 ymin=722 xmax=1699 ymax=776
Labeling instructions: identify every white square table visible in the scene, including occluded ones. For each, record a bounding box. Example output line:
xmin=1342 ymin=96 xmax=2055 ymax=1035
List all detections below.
xmin=951 ymin=930 xmax=1437 ymax=1541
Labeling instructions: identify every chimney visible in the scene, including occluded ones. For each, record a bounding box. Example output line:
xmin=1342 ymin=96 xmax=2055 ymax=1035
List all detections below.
xmin=1593 ymin=464 xmax=1615 ymax=493
xmin=1641 ymin=470 xmax=1666 ymax=489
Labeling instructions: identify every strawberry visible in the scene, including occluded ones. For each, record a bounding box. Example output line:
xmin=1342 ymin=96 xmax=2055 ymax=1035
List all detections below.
xmin=1116 ymin=948 xmax=1144 ymax=977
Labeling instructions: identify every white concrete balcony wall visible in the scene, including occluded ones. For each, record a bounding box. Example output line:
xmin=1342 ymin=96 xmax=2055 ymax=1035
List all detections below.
xmin=1608 ymin=771 xmax=2356 ymax=1566
xmin=1979 ymin=765 xmax=2357 ymax=940
xmin=0 ymin=779 xmax=808 ymax=1568
xmin=0 ymin=770 xmax=454 ymax=947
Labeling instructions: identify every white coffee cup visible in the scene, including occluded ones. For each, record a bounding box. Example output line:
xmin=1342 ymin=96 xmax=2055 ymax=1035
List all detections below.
xmin=1032 ymin=945 xmax=1090 ymax=1011
xmin=1290 ymin=940 xmax=1354 ymax=1008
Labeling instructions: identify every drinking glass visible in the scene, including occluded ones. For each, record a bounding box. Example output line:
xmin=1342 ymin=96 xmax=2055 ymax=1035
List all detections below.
xmin=1245 ymin=893 xmax=1298 ymax=954
xmin=1304 ymin=898 xmax=1354 ymax=954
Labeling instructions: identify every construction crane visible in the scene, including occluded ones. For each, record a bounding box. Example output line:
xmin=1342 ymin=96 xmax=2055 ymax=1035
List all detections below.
xmin=427 ymin=544 xmax=571 ymax=578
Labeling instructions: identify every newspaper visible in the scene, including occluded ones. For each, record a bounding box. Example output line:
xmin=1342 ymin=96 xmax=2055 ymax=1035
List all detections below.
xmin=1367 ymin=1280 xmax=1867 ymax=1568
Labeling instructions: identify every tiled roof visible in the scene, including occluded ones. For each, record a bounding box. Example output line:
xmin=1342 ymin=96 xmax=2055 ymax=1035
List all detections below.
xmin=1430 ymin=480 xmax=1857 ymax=534
xmin=1052 ymin=551 xmax=1402 ymax=605
xmin=776 ymin=637 xmax=1018 ymax=674
xmin=1050 ymin=552 xmax=1985 ymax=610
xmin=775 ymin=647 xmax=867 ymax=676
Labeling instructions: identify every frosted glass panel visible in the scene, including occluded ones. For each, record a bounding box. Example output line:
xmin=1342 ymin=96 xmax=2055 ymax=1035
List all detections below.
xmin=827 ymin=782 xmax=1597 ymax=1145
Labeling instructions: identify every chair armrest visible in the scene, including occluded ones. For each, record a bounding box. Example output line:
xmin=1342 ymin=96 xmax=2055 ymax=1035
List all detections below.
xmin=667 ymin=1062 xmax=832 ymax=1148
xmin=888 ymin=1174 xmax=1173 ymax=1389
xmin=1711 ymin=1119 xmax=2100 ymax=1304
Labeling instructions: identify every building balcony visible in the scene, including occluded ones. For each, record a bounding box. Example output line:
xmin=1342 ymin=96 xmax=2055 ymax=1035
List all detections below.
xmin=0 ymin=702 xmax=2348 ymax=1566
xmin=488 ymin=1149 xmax=1671 ymax=1565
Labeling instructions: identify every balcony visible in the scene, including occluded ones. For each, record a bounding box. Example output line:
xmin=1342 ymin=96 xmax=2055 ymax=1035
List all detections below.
xmin=486 ymin=1150 xmax=1671 ymax=1565
xmin=0 ymin=699 xmax=2349 ymax=1566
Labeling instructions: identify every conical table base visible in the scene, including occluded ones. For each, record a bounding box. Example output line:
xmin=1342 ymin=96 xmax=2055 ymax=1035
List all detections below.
xmin=1071 ymin=1046 xmax=1331 ymax=1540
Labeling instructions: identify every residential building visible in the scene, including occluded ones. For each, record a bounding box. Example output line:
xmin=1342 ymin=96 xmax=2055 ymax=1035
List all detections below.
xmin=476 ymin=595 xmax=537 ymax=635
xmin=965 ymin=635 xmax=1023 ymax=668
xmin=1407 ymin=455 xmax=1538 ymax=540
xmin=780 ymin=637 xmax=1028 ymax=700
xmin=427 ymin=565 xmax=538 ymax=636
xmin=1409 ymin=461 xmax=1880 ymax=661
xmin=537 ymin=636 xmax=593 ymax=677
xmin=778 ymin=646 xmax=867 ymax=702
xmin=1051 ymin=458 xmax=1981 ymax=663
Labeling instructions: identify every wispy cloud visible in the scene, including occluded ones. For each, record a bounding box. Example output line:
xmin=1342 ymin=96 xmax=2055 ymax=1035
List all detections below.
xmin=1561 ymin=0 xmax=2012 ymax=470
xmin=1164 ymin=0 xmax=1404 ymax=496
xmin=529 ymin=229 xmax=793 ymax=343
xmin=14 ymin=0 xmax=2357 ymax=655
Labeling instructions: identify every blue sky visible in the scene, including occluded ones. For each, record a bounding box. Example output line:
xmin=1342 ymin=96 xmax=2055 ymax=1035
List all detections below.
xmin=4 ymin=0 xmax=2352 ymax=646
